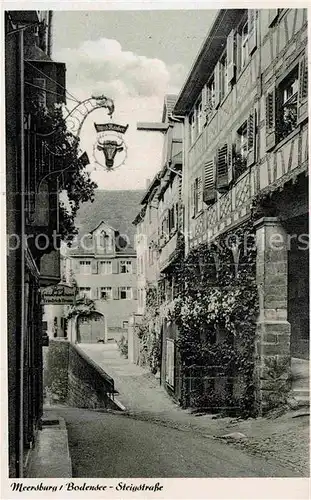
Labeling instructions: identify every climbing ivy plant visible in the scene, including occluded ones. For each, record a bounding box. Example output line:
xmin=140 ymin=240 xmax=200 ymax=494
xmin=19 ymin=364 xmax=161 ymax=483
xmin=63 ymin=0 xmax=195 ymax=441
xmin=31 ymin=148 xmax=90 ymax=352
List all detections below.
xmin=169 ymin=219 xmax=259 ymax=417
xmin=65 ymin=296 xmax=96 ymax=321
xmin=136 ymin=285 xmax=162 ymax=374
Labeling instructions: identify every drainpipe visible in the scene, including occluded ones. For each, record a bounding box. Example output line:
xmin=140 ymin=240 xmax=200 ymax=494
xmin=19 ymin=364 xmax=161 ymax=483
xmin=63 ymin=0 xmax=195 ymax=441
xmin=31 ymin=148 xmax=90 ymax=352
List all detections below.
xmin=47 ymin=11 xmax=53 ymax=57
xmin=18 ymin=27 xmax=25 ymax=478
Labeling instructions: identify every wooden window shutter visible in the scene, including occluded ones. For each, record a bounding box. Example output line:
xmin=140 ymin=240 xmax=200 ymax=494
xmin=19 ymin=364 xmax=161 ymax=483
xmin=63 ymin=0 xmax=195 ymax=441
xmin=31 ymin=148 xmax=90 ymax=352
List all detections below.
xmin=227 ymin=144 xmax=234 ymax=185
xmin=297 ymin=51 xmax=308 ymax=125
xmin=112 ymin=260 xmax=118 ymax=273
xmin=113 ymin=287 xmax=119 ymax=300
xmin=227 ymin=29 xmax=236 ymax=84
xmin=248 ymin=10 xmax=257 ymax=55
xmin=216 ymin=144 xmax=230 ymax=192
xmin=268 ymin=9 xmax=279 ymax=27
xmin=202 ymin=85 xmax=208 ymax=124
xmin=203 ymin=158 xmax=216 ymax=205
xmin=133 ymin=288 xmax=138 ymax=300
xmin=91 ymin=259 xmax=98 ymax=274
xmin=265 ymin=90 xmax=276 ymax=151
xmin=132 ymin=259 xmax=137 ymax=275
xmin=214 ymin=61 xmax=221 ymax=109
xmin=197 ymin=176 xmax=203 ymax=212
xmin=236 ymin=32 xmax=241 ymax=74
xmin=74 ymin=260 xmax=80 ymax=273
xmin=190 ymin=181 xmax=195 ymax=218
xmin=247 ymin=109 xmax=257 ymax=167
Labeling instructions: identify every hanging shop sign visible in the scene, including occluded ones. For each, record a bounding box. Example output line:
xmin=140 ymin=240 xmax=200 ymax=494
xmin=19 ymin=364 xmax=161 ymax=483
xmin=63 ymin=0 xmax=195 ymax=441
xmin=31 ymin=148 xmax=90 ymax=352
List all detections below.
xmin=93 ymin=122 xmax=128 ymax=171
xmin=41 ymin=283 xmax=76 ymax=305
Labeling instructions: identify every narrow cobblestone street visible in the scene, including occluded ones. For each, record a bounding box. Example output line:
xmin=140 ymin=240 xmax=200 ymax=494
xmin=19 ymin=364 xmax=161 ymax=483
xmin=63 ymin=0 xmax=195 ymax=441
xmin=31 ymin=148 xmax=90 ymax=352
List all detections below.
xmin=54 ymin=407 xmax=302 ymax=478
xmin=75 ymin=343 xmax=309 ymax=476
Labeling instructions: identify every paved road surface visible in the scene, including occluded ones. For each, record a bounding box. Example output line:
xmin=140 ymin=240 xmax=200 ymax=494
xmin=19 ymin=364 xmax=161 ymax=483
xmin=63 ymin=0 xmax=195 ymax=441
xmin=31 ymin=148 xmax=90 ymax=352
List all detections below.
xmin=57 ymin=407 xmax=300 ymax=478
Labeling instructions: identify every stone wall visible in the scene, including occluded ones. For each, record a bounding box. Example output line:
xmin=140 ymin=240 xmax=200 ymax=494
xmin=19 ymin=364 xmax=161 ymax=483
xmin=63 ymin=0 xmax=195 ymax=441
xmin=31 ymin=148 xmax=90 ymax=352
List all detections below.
xmin=67 ymin=344 xmax=115 ymax=409
xmin=44 ymin=340 xmax=69 ymax=403
xmin=43 ymin=339 xmax=119 ymax=410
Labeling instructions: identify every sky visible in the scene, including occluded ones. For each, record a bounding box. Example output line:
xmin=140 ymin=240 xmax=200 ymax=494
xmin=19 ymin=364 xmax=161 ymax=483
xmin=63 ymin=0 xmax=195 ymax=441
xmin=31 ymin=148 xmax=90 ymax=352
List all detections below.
xmin=52 ymin=9 xmax=217 ymax=190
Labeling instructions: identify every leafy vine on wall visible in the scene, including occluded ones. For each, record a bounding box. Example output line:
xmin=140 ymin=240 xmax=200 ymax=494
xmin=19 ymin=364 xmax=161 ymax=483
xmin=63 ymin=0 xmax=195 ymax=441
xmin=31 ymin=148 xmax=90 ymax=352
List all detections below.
xmin=136 ymin=285 xmax=162 ymax=374
xmin=169 ymin=219 xmax=260 ymax=417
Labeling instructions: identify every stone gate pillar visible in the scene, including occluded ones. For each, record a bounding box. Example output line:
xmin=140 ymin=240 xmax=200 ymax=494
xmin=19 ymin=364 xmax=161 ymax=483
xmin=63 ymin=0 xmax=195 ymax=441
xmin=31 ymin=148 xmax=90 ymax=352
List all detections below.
xmin=254 ymin=217 xmax=291 ymax=414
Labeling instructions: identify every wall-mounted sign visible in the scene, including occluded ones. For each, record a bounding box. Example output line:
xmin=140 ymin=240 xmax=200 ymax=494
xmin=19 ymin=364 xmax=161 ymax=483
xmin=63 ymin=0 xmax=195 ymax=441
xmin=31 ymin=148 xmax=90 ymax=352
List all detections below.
xmin=95 ymin=123 xmax=129 ymax=134
xmin=41 ymin=283 xmax=76 ymax=305
xmin=93 ymin=122 xmax=128 ymax=171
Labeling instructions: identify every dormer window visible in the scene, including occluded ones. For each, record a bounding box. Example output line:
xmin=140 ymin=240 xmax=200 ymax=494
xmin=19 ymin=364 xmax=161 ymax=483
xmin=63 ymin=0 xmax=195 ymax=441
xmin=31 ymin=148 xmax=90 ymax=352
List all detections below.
xmin=97 ymin=229 xmax=113 ymax=253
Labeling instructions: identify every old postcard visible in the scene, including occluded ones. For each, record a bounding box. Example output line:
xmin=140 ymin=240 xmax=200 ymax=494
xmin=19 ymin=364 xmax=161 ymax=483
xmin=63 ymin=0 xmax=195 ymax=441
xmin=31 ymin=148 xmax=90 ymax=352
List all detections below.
xmin=2 ymin=2 xmax=310 ymax=499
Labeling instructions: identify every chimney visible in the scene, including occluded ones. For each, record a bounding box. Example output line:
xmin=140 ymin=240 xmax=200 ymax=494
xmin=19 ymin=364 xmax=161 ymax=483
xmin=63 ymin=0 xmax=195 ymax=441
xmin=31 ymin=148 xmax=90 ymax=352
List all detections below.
xmin=145 ymin=178 xmax=151 ymax=189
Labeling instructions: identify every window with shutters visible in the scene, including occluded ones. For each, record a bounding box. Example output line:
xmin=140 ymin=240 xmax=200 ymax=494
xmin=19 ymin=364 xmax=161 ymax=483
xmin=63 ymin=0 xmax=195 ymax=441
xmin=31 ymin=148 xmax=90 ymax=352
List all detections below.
xmin=120 ymin=287 xmax=132 ymax=300
xmin=206 ymin=76 xmax=215 ymax=123
xmin=196 ymin=98 xmax=204 ymax=135
xmin=203 ymin=158 xmax=216 ymax=205
xmin=235 ymin=121 xmax=248 ymax=177
xmin=216 ymin=144 xmax=233 ymax=192
xmin=79 ymin=260 xmax=91 ymax=274
xmin=189 ymin=111 xmax=196 ymax=144
xmin=248 ymin=10 xmax=257 ymax=55
xmin=78 ymin=287 xmax=91 ymax=299
xmin=120 ymin=260 xmax=132 ymax=274
xmin=241 ymin=20 xmax=249 ymax=70
xmin=192 ymin=176 xmax=203 ymax=217
xmin=189 ymin=96 xmax=204 ymax=144
xmin=100 ymin=287 xmax=112 ymax=300
xmin=220 ymin=52 xmax=229 ymax=101
xmin=97 ymin=230 xmax=113 ymax=253
xmin=278 ymin=66 xmax=299 ymax=141
xmin=99 ymin=260 xmax=112 ymax=274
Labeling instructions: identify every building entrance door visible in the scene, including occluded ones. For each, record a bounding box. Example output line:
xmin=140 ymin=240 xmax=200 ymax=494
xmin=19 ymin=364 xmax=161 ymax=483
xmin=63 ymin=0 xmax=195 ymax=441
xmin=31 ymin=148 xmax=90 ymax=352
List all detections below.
xmin=77 ymin=312 xmax=105 ymax=343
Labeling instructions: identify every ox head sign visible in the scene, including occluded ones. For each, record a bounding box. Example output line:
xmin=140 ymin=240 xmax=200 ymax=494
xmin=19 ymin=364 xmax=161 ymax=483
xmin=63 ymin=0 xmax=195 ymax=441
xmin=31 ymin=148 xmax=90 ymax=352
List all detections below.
xmin=93 ymin=122 xmax=128 ymax=171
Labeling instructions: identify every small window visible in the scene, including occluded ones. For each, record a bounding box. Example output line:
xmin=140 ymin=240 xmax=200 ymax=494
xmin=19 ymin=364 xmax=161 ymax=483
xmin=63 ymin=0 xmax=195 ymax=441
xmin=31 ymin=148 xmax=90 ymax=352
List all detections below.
xmin=120 ymin=260 xmax=132 ymax=274
xmin=79 ymin=260 xmax=91 ymax=274
xmin=120 ymin=287 xmax=132 ymax=300
xmin=100 ymin=287 xmax=112 ymax=300
xmin=278 ymin=67 xmax=299 ymax=141
xmin=122 ymin=321 xmax=129 ymax=329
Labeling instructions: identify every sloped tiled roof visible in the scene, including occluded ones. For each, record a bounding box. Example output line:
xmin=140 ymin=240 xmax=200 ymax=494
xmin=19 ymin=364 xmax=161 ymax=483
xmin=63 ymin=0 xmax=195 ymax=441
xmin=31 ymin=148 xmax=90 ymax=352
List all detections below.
xmin=68 ymin=190 xmax=143 ymax=255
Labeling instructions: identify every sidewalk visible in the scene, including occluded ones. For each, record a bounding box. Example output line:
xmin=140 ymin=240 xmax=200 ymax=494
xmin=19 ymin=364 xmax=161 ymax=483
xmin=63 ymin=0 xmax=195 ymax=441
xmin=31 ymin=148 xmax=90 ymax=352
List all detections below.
xmin=26 ymin=412 xmax=72 ymax=478
xmin=79 ymin=343 xmax=309 ymax=476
